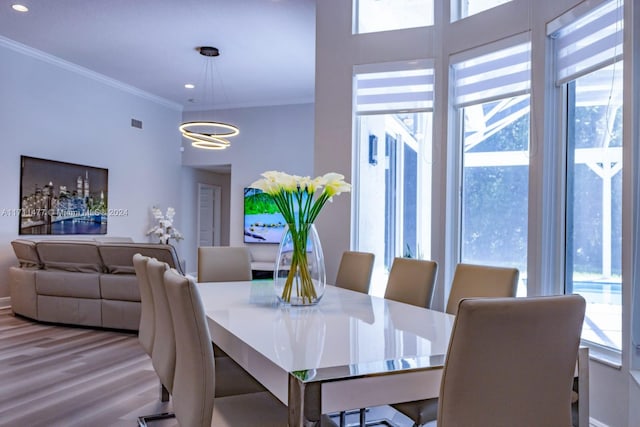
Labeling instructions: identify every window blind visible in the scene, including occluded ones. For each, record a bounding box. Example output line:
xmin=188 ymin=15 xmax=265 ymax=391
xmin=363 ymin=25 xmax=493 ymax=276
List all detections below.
xmin=355 ymin=67 xmax=434 ymax=114
xmin=452 ymin=41 xmax=531 ymax=108
xmin=552 ymin=0 xmax=623 ymax=85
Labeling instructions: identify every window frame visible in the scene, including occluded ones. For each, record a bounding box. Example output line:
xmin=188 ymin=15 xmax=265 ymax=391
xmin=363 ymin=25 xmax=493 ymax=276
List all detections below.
xmin=547 ymin=0 xmax=626 ymax=361
xmin=352 ymin=60 xmax=435 ymax=295
xmin=448 ymin=34 xmax=532 ymax=295
xmin=352 ymin=0 xmax=434 ymax=34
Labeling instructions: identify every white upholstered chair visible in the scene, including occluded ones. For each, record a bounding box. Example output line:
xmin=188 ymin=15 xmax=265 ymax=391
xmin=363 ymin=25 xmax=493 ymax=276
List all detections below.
xmin=334 ymin=251 xmax=375 ymax=294
xmin=392 ymin=262 xmax=520 ymax=426
xmin=445 ymin=262 xmax=519 ymax=314
xmin=163 ymin=268 xmax=337 ymax=427
xmin=437 ymin=295 xmax=585 ymax=427
xmin=384 ymin=257 xmax=438 ymax=309
xmin=197 ymin=246 xmax=266 ymax=396
xmin=354 ymin=257 xmax=438 ymax=427
xmin=137 ymin=258 xmax=175 ymax=426
xmin=146 ymin=258 xmax=174 ymax=401
xmin=133 ymin=254 xmax=154 ymax=357
xmin=197 ymin=246 xmax=252 ymax=282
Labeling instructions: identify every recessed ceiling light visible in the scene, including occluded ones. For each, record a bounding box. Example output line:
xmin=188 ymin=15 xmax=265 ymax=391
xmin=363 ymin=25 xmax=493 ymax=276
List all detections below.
xmin=12 ymin=4 xmax=29 ymax=12
xmin=184 ymin=83 xmax=195 ymax=89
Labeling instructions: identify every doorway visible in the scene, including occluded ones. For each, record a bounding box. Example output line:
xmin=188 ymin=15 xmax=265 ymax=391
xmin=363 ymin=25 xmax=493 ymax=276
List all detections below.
xmin=197 ymin=183 xmax=221 ymax=247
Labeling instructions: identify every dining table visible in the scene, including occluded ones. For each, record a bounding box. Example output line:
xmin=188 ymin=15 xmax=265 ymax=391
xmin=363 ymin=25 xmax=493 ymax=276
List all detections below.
xmin=197 ymin=280 xmax=456 ymax=426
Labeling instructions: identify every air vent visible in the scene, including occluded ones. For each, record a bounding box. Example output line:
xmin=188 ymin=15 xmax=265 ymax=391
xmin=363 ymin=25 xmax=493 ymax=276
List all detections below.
xmin=131 ymin=118 xmax=143 ymax=129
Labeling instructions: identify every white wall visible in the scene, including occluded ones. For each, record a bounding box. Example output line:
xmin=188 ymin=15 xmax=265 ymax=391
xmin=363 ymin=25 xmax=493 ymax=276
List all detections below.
xmin=315 ymin=0 xmax=632 ymax=425
xmin=181 ymin=103 xmax=314 ymax=266
xmin=630 ymin=376 xmax=640 ymax=426
xmin=315 ymin=2 xmax=434 ymax=283
xmin=0 ymin=40 xmax=183 ymax=298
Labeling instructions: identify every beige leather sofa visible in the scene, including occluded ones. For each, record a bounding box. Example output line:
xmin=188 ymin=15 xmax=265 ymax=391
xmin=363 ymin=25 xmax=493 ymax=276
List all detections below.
xmin=9 ymin=239 xmax=183 ymax=331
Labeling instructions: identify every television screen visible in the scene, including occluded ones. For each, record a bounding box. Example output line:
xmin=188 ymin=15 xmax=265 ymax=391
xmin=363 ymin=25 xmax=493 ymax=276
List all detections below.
xmin=244 ymin=188 xmax=286 ymax=244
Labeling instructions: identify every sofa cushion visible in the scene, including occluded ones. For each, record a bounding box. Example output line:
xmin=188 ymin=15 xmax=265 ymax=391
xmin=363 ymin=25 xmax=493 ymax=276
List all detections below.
xmin=36 ymin=241 xmax=103 ymax=273
xmin=100 ymin=274 xmax=140 ymax=301
xmin=35 ymin=271 xmax=101 ymax=299
xmin=102 ymin=300 xmax=141 ymax=331
xmin=37 ymin=295 xmax=101 ymax=327
xmin=11 ymin=239 xmax=42 ymax=269
xmin=98 ymin=243 xmax=182 ymax=274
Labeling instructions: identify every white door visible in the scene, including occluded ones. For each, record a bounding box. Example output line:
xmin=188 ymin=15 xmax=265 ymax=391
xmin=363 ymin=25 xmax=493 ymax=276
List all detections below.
xmin=197 ymin=184 xmax=221 ymax=247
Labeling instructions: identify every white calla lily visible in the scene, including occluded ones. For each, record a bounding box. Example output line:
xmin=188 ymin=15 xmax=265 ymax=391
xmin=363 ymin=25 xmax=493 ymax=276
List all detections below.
xmin=248 ymin=170 xmax=350 ymax=304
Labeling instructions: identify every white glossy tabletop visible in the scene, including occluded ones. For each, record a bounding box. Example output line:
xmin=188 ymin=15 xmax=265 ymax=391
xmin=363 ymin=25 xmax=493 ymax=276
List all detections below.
xmin=197 ymin=280 xmax=455 ymax=375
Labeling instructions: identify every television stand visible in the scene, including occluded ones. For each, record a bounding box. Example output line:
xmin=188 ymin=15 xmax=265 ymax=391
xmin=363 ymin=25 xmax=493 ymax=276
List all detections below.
xmin=251 ymin=261 xmax=275 ymax=280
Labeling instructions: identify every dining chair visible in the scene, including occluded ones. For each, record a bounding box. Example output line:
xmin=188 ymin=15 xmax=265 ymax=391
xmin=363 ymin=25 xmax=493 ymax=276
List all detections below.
xmin=383 ymin=257 xmax=438 ymax=308
xmin=437 ymin=295 xmax=585 ymax=427
xmin=333 ymin=252 xmax=376 ymax=425
xmin=351 ymin=257 xmax=437 ymax=427
xmin=197 ymin=246 xmax=252 ymax=282
xmin=392 ymin=262 xmax=520 ymax=426
xmin=573 ymin=346 xmax=590 ymax=426
xmin=133 ymin=254 xmax=154 ymax=356
xmin=163 ymin=268 xmax=338 ymax=427
xmin=146 ymin=258 xmax=174 ymax=400
xmin=334 ymin=251 xmax=375 ymax=294
xmin=197 ymin=245 xmax=266 ymax=396
xmin=445 ymin=262 xmax=520 ymax=315
xmin=137 ymin=258 xmax=175 ymax=426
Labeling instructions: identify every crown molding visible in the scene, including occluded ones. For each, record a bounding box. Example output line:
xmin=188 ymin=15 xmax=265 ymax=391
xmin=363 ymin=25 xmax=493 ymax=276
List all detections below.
xmin=0 ymin=35 xmax=183 ymax=112
xmin=182 ymin=96 xmax=315 ymax=112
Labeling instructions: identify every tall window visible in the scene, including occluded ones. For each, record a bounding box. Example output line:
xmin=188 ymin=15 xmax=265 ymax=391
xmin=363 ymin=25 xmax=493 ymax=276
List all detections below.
xmin=452 ymin=0 xmax=512 ymax=21
xmin=354 ymin=0 xmax=434 ymax=34
xmin=451 ymin=37 xmax=531 ymax=296
xmin=551 ymin=0 xmax=624 ymax=351
xmin=354 ymin=61 xmax=434 ymax=296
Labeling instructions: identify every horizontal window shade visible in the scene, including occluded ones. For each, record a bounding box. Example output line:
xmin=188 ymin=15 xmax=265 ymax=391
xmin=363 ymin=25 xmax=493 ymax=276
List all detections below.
xmin=553 ymin=0 xmax=623 ymax=85
xmin=452 ymin=42 xmax=531 ymax=107
xmin=356 ymin=68 xmax=434 ymax=113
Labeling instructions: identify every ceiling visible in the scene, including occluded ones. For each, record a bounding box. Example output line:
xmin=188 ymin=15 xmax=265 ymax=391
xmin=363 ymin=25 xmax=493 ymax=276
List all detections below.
xmin=0 ymin=0 xmax=316 ymax=111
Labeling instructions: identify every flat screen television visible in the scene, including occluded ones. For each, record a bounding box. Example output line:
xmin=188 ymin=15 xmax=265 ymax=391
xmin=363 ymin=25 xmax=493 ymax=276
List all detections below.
xmin=243 ymin=187 xmax=286 ymax=244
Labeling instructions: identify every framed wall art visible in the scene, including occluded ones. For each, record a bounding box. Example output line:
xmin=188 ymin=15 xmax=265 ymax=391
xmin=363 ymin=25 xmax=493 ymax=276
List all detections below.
xmin=19 ymin=155 xmax=109 ymax=235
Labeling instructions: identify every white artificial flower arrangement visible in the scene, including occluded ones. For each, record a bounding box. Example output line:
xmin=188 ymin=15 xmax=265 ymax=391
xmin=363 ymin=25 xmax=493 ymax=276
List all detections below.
xmin=147 ymin=206 xmax=183 ymax=245
xmin=250 ymin=171 xmax=351 ymax=303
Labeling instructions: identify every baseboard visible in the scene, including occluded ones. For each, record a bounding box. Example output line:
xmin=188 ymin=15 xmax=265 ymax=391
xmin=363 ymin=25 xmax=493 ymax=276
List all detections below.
xmin=0 ymin=296 xmax=11 ymax=309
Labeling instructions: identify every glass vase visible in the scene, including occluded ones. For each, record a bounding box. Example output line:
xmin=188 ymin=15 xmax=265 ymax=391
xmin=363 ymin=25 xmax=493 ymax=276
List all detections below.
xmin=274 ymin=223 xmax=326 ymax=306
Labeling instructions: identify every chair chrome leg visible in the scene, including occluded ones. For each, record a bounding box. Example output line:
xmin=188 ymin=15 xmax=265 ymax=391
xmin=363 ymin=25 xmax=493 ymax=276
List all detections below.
xmin=335 ymin=408 xmax=368 ymax=427
xmin=137 ymin=412 xmax=175 ymax=427
xmin=333 ymin=408 xmax=397 ymax=427
xmin=357 ymin=407 xmax=398 ymax=427
xmin=160 ymin=383 xmax=170 ymax=402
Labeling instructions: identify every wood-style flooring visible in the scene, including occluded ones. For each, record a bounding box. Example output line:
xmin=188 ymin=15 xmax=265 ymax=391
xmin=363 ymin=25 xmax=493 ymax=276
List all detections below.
xmin=0 ymin=308 xmax=418 ymax=427
xmin=0 ymin=308 xmax=176 ymax=427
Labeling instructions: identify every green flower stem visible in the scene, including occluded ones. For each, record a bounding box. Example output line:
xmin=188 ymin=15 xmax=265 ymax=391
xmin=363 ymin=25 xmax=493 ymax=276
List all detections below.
xmin=281 ymin=224 xmax=318 ymax=304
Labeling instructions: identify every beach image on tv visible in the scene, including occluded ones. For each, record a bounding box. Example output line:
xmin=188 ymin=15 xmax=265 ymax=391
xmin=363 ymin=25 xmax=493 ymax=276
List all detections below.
xmin=244 ymin=188 xmax=286 ymax=243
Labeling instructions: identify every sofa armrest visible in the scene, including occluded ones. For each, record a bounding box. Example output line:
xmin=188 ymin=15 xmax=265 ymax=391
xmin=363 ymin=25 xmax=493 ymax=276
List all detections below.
xmin=11 ymin=239 xmax=42 ymax=269
xmin=9 ymin=266 xmax=37 ymax=319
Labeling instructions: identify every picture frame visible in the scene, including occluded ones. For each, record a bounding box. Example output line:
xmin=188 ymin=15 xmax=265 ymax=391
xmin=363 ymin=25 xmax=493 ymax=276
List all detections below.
xmin=19 ymin=155 xmax=109 ymax=235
